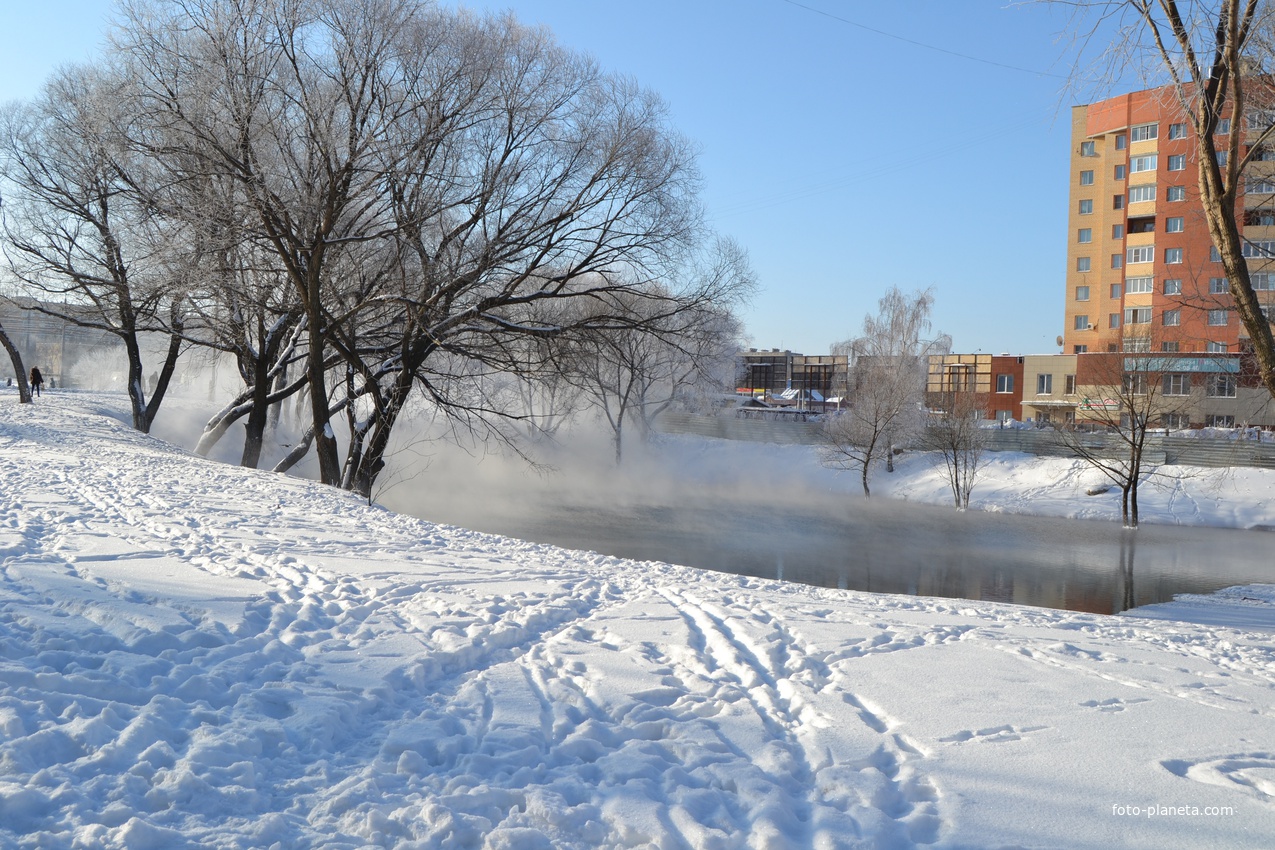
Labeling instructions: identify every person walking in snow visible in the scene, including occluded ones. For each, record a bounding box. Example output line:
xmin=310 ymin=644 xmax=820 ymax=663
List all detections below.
xmin=29 ymin=367 xmax=43 ymax=398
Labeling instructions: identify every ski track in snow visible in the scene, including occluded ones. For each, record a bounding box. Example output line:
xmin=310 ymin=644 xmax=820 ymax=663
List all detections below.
xmin=2 ymin=400 xmax=1275 ymax=848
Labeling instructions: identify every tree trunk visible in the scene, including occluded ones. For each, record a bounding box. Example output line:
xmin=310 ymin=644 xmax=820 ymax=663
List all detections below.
xmin=240 ymin=373 xmax=271 ymax=469
xmin=141 ymin=329 xmax=183 ymax=433
xmin=0 ymin=324 xmax=31 ymax=404
xmin=347 ymin=363 xmax=417 ymax=499
xmin=305 ymin=319 xmax=342 ymax=486
xmin=123 ymin=333 xmax=149 ymax=432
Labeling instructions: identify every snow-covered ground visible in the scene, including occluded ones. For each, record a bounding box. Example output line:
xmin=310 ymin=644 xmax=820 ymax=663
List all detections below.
xmin=1 ymin=391 xmax=1273 ymax=849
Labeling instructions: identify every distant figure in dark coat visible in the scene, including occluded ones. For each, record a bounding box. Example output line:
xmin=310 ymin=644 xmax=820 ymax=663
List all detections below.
xmin=29 ymin=367 xmax=43 ymax=398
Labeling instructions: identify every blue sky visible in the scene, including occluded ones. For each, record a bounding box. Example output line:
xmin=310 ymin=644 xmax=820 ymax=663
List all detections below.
xmin=1 ymin=1 xmax=1119 ymax=355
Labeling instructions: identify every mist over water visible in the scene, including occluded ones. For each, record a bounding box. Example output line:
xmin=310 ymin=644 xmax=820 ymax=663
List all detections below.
xmin=108 ymin=361 xmax=1272 ymax=617
xmin=376 ymin=428 xmax=1275 ymax=616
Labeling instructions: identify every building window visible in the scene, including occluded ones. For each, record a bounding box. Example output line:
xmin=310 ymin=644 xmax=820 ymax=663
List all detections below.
xmin=1111 ymin=283 xmax=1123 ymax=298
xmin=1168 ymin=122 xmax=1187 ymax=140
xmin=1210 ymin=277 xmax=1228 ymax=294
xmin=1081 ymin=140 xmax=1096 ymax=156
xmin=1207 ymin=414 xmax=1236 ymax=427
xmin=1130 ymin=154 xmax=1157 ymax=172
xmin=1109 ymin=312 xmax=1122 ymax=328
xmin=1163 ymin=308 xmax=1180 ymax=326
xmin=1163 ymin=278 xmax=1182 ymax=295
xmin=1112 ymin=253 xmax=1123 ymax=269
xmin=1165 ymin=247 xmax=1183 ymax=264
xmin=1163 ymin=373 xmax=1190 ymax=395
xmin=1162 ymin=341 xmax=1180 ymax=353
xmin=1127 ymin=275 xmax=1154 ymax=294
xmin=1076 ymin=285 xmax=1090 ymax=301
xmin=1112 ymin=224 xmax=1125 ymax=238
xmin=1115 ymin=164 xmax=1127 ymax=180
xmin=1166 ymin=216 xmax=1184 ymax=232
xmin=1114 ymin=194 xmax=1126 ymax=210
xmin=1065 ymin=374 xmax=1077 ymax=394
xmin=1217 ymin=117 xmax=1231 ymax=134
xmin=1074 ymin=344 xmax=1088 ymax=353
xmin=1207 ymin=341 xmax=1228 ymax=353
xmin=1115 ymin=134 xmax=1127 ymax=150
xmin=1254 ymin=272 xmax=1275 ymax=290
xmin=1243 ymin=240 xmax=1275 ymax=259
xmin=1217 ymin=150 xmax=1229 ymax=166
xmin=1074 ymin=314 xmax=1090 ymax=330
xmin=1131 ymin=123 xmax=1158 ymax=142
xmin=1168 ymin=185 xmax=1186 ymax=201
xmin=1125 ymin=337 xmax=1152 ymax=353
xmin=1037 ymin=373 xmax=1053 ymax=394
xmin=996 ymin=374 xmax=1014 ymax=393
xmin=1208 ymin=309 xmax=1229 ymax=326
xmin=1246 ymin=178 xmax=1275 ymax=193
xmin=1077 ymin=257 xmax=1091 ymax=272
xmin=1079 ymin=199 xmax=1094 ymax=214
xmin=1080 ymin=170 xmax=1095 ymax=185
xmin=1210 ymin=245 xmax=1222 ymax=262
xmin=1162 ymin=413 xmax=1189 ymax=429
xmin=1129 ymin=184 xmax=1156 ymax=203
xmin=1208 ymin=374 xmax=1237 ymax=398
xmin=1124 ymin=372 xmax=1148 ymax=393
xmin=1168 ymin=154 xmax=1186 ymax=171
xmin=1127 ymin=245 xmax=1155 ymax=264
xmin=1124 ymin=307 xmax=1152 ymax=324
xmin=1078 ymin=228 xmax=1093 ymax=243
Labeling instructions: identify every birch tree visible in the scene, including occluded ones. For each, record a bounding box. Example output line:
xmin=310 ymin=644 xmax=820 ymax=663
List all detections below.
xmin=821 ymin=288 xmax=950 ymax=496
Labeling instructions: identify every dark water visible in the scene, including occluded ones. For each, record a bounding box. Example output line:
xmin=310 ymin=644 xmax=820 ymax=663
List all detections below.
xmin=391 ymin=486 xmax=1275 ymax=615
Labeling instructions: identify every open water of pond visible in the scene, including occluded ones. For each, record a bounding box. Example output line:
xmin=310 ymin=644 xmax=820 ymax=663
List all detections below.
xmin=390 ymin=483 xmax=1275 ymax=615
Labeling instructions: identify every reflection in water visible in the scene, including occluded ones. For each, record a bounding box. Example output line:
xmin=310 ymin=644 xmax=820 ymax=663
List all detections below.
xmin=389 ymin=482 xmax=1275 ymax=615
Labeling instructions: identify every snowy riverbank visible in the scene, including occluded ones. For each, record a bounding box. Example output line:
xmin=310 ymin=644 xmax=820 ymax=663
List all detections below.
xmin=1 ymin=392 xmax=1273 ymax=848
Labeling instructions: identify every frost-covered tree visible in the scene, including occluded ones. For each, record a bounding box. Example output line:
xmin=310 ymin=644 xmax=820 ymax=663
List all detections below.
xmin=0 ymin=65 xmax=187 ymax=432
xmin=921 ymin=387 xmax=987 ymax=511
xmin=822 ymin=288 xmax=950 ymax=497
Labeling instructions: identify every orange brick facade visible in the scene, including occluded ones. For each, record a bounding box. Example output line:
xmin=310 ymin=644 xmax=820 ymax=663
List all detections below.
xmin=1063 ymin=86 xmax=1265 ymax=359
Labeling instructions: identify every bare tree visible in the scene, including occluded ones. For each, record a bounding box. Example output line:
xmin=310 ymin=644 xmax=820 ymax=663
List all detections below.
xmin=1056 ymin=0 xmax=1275 ymax=398
xmin=0 ymin=65 xmax=187 ymax=432
xmin=921 ymin=387 xmax=988 ymax=511
xmin=115 ymin=0 xmax=715 ymax=497
xmin=561 ymin=242 xmax=752 ymax=465
xmin=306 ymin=12 xmax=707 ymax=496
xmin=821 ymin=287 xmax=951 ymax=497
xmin=1052 ymin=350 xmax=1202 ymax=527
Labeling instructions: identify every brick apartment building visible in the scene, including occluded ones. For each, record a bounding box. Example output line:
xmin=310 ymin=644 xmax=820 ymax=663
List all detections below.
xmin=1062 ymin=85 xmax=1275 ymax=358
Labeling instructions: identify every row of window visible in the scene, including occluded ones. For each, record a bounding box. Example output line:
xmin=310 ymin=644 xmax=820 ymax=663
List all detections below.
xmin=1078 ymin=119 xmax=1229 ymax=157
xmin=1072 ymin=308 xmax=1230 ymax=328
xmin=1076 ymin=247 xmax=1182 ymax=269
xmin=1076 ymin=215 xmax=1183 ymax=235
xmin=1072 ymin=242 xmax=1264 ymax=271
xmin=1074 ymin=341 xmax=1231 ymax=354
xmin=1006 ymin=370 xmax=1236 ymax=398
xmin=1083 ymin=274 xmax=1271 ymax=295
xmin=1078 ymin=186 xmax=1189 ymax=210
xmin=1081 ymin=175 xmax=1275 ymax=196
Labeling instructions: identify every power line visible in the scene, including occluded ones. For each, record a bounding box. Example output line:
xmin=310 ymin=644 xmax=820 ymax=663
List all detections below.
xmin=780 ymin=0 xmax=1071 ymax=80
